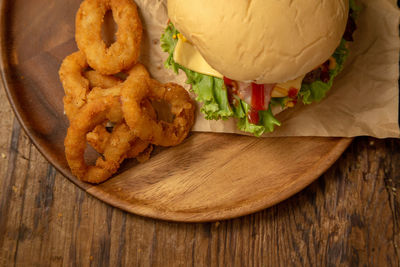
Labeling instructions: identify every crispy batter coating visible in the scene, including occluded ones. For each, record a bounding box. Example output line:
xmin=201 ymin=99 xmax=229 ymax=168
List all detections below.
xmin=59 ymin=51 xmax=89 ymax=120
xmin=121 ymin=65 xmax=195 ymax=146
xmin=84 ymin=70 xmax=122 ymax=89
xmin=75 ymin=0 xmax=142 ymax=74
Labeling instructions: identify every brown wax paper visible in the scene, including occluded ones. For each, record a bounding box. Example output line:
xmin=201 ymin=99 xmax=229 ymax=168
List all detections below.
xmin=136 ymin=0 xmax=400 ymax=138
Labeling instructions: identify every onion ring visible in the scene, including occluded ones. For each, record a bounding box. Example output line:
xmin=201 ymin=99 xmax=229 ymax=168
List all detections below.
xmin=85 ymin=65 xmax=148 ymax=123
xmin=135 ymin=144 xmax=153 ymax=163
xmin=59 ymin=51 xmax=89 ymax=120
xmin=83 ymin=69 xmax=123 ymax=157
xmin=86 ymin=124 xmax=111 ymax=154
xmin=83 ymin=66 xmax=157 ymax=162
xmin=64 ymin=96 xmax=119 ymax=182
xmin=84 ymin=70 xmax=122 ymax=88
xmin=84 ymin=70 xmax=125 ymax=123
xmin=59 ymin=53 xmax=123 ymax=121
xmin=87 ymin=125 xmax=152 ymax=158
xmin=65 ymin=95 xmax=144 ymax=183
xmin=86 ymin=100 xmax=156 ymax=160
xmin=75 ymin=0 xmax=142 ymax=74
xmin=90 ymin=90 xmax=124 ymax=124
xmin=121 ymin=65 xmax=195 ymax=146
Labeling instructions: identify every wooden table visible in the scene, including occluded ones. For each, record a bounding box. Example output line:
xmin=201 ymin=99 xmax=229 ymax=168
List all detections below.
xmin=0 ymin=84 xmax=399 ymax=266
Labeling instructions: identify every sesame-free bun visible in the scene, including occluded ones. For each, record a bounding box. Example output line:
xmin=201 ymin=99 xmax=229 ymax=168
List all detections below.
xmin=168 ymin=0 xmax=349 ymax=83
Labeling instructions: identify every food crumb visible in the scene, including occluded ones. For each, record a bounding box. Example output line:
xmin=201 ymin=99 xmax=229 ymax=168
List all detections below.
xmin=369 ymin=140 xmax=375 ymax=146
xmin=89 ymin=256 xmax=93 ymax=261
xmin=392 ymin=187 xmax=397 ymax=192
xmin=57 ymin=213 xmax=63 ymax=218
xmin=1 ymin=153 xmax=6 ymax=159
xmin=12 ymin=186 xmax=18 ymax=193
xmin=215 ymin=221 xmax=220 ymax=228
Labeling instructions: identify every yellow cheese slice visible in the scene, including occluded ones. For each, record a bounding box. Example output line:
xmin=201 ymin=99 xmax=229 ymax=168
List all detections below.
xmin=271 ymin=86 xmax=289 ymax=98
xmin=271 ymin=75 xmax=305 ymax=97
xmin=173 ymin=38 xmax=223 ymax=78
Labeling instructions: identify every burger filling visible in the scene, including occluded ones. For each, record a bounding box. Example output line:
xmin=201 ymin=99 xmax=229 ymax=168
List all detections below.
xmin=161 ymin=0 xmax=359 ymax=136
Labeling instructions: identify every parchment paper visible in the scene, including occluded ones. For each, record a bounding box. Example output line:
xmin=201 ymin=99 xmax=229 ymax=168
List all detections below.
xmin=136 ymin=0 xmax=400 ymax=138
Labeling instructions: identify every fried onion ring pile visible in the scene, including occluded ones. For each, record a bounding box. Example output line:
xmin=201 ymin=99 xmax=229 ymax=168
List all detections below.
xmin=59 ymin=0 xmax=195 ymax=183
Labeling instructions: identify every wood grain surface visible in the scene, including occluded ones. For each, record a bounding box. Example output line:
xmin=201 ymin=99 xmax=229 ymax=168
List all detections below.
xmin=1 ymin=0 xmax=400 ymax=264
xmin=1 ymin=86 xmax=400 ymax=266
xmin=0 ymin=0 xmax=354 ymax=222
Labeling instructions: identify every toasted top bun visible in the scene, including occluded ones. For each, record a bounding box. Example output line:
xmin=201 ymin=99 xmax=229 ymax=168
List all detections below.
xmin=168 ymin=0 xmax=349 ymax=83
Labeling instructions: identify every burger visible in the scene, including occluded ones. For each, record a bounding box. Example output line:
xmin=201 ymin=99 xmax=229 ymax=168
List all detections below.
xmin=161 ymin=0 xmax=358 ymax=136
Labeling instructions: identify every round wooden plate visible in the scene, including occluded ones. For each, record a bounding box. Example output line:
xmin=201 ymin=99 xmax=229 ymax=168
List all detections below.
xmin=0 ymin=0 xmax=352 ymax=222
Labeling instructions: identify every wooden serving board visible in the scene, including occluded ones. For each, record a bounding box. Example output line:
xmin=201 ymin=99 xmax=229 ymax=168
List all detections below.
xmin=0 ymin=0 xmax=352 ymax=222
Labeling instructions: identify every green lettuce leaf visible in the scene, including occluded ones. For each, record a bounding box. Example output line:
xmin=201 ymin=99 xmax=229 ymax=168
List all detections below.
xmin=161 ymin=23 xmax=233 ymax=120
xmin=270 ymin=97 xmax=288 ymax=108
xmin=299 ymin=39 xmax=349 ymax=104
xmin=349 ymin=0 xmax=361 ymax=19
xmin=161 ymin=23 xmax=280 ymax=135
xmin=299 ymin=2 xmax=358 ymax=104
xmin=233 ymin=96 xmax=281 ymax=137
